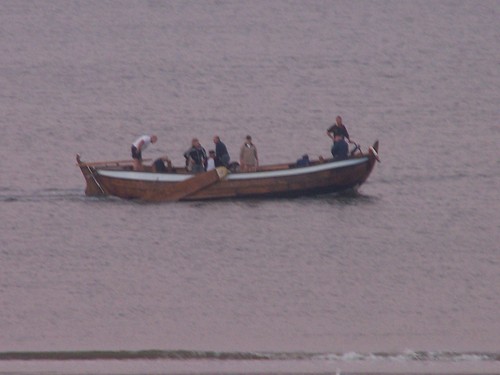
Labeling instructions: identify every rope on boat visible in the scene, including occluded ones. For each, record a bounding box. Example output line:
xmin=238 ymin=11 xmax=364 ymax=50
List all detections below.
xmin=86 ymin=166 xmax=106 ymax=194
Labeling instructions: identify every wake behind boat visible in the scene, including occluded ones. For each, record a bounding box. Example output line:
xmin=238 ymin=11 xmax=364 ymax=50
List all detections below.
xmin=76 ymin=141 xmax=379 ymax=202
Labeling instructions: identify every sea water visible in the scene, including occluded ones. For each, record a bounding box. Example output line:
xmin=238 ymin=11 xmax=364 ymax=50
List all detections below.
xmin=1 ymin=1 xmax=499 ymax=374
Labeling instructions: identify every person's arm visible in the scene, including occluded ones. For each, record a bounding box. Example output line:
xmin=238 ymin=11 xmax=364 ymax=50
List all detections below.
xmin=202 ymin=148 xmax=208 ymax=168
xmin=345 ymin=128 xmax=352 ymax=143
xmin=326 ymin=125 xmax=335 ymax=141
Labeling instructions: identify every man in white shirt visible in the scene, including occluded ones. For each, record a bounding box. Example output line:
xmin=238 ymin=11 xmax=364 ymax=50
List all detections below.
xmin=131 ymin=134 xmax=157 ymax=171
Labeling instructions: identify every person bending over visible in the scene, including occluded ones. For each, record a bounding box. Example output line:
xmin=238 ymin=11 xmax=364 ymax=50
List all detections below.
xmin=131 ymin=134 xmax=157 ymax=171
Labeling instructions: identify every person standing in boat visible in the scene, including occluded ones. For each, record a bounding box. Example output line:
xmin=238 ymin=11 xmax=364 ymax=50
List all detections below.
xmin=326 ymin=116 xmax=353 ymax=144
xmin=213 ymin=135 xmax=230 ymax=166
xmin=183 ymin=138 xmax=207 ymax=174
xmin=131 ymin=134 xmax=157 ymax=171
xmin=331 ymin=133 xmax=349 ymax=160
xmin=240 ymin=135 xmax=258 ymax=172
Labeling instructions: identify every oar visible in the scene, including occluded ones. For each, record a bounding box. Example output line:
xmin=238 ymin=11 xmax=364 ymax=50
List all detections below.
xmin=76 ymin=158 xmax=152 ymax=167
xmin=145 ymin=167 xmax=229 ymax=202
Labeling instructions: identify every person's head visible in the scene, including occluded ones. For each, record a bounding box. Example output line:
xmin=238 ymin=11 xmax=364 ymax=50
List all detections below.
xmin=213 ymin=136 xmax=220 ymax=144
xmin=245 ymin=135 xmax=252 ymax=143
xmin=151 ymin=135 xmax=158 ymax=143
xmin=209 ymin=150 xmax=216 ymax=157
xmin=336 ymin=116 xmax=342 ymax=126
xmin=191 ymin=138 xmax=200 ymax=147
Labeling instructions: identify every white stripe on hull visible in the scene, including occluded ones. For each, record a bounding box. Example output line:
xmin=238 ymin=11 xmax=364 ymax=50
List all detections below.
xmin=96 ymin=158 xmax=368 ymax=182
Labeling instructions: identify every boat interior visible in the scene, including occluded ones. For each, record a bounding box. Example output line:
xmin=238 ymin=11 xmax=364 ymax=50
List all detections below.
xmin=77 ymin=149 xmax=367 ymax=175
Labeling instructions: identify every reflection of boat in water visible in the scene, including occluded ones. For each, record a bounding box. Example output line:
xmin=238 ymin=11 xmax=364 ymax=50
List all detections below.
xmin=76 ymin=141 xmax=379 ymax=202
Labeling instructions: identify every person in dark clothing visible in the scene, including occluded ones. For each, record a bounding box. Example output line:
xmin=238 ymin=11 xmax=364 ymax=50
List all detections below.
xmin=296 ymin=154 xmax=310 ymax=167
xmin=213 ymin=135 xmax=230 ymax=166
xmin=183 ymin=138 xmax=207 ymax=174
xmin=152 ymin=155 xmax=172 ymax=172
xmin=326 ymin=115 xmax=352 ymax=143
xmin=331 ymin=134 xmax=349 ymax=160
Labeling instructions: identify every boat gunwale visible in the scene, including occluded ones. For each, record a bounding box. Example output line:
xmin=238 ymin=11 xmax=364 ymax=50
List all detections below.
xmin=95 ymin=157 xmax=370 ymax=183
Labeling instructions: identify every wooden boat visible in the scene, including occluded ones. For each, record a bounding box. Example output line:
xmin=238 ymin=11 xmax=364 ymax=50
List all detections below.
xmin=76 ymin=141 xmax=379 ymax=202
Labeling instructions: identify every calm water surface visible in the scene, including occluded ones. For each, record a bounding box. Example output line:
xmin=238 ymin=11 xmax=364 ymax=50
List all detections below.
xmin=1 ymin=1 xmax=499 ymax=374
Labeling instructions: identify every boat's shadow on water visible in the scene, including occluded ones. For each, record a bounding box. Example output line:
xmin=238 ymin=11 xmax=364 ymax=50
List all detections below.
xmin=298 ymin=190 xmax=380 ymax=206
xmin=178 ymin=190 xmax=381 ymax=209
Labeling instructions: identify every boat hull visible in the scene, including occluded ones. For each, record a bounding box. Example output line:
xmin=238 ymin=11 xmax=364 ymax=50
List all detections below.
xmin=77 ymin=142 xmax=379 ymax=202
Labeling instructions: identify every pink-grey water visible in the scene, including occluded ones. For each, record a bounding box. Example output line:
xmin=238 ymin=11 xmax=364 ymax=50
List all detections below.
xmin=1 ymin=1 xmax=499 ymax=374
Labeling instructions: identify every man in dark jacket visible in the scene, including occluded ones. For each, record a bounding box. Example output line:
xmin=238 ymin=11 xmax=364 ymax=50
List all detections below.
xmin=213 ymin=135 xmax=230 ymax=166
xmin=184 ymin=138 xmax=207 ymax=173
xmin=326 ymin=115 xmax=352 ymax=143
